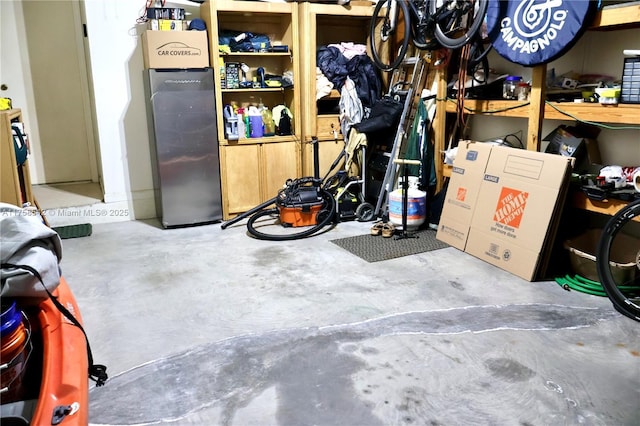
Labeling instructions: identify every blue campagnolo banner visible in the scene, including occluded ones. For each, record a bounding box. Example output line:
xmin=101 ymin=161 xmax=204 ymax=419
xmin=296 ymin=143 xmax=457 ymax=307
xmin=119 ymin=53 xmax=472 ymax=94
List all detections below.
xmin=486 ymin=0 xmax=597 ymax=66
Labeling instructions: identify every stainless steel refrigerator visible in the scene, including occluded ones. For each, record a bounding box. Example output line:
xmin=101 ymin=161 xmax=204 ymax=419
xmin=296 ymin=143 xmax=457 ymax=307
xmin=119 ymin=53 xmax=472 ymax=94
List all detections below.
xmin=144 ymin=68 xmax=222 ymax=227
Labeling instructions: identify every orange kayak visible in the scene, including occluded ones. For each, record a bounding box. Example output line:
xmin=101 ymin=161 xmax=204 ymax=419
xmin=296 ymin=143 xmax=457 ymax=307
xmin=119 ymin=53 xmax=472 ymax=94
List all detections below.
xmin=1 ymin=277 xmax=89 ymax=425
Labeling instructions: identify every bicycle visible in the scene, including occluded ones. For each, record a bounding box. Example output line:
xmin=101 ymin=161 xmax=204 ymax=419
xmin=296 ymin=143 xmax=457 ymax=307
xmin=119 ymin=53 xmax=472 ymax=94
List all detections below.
xmin=369 ymin=0 xmax=488 ymax=71
xmin=596 ymin=198 xmax=640 ymax=322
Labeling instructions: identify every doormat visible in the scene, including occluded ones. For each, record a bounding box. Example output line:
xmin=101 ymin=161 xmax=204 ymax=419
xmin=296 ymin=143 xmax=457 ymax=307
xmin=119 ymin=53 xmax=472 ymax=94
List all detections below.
xmin=330 ymin=228 xmax=449 ymax=262
xmin=52 ymin=223 xmax=92 ymax=239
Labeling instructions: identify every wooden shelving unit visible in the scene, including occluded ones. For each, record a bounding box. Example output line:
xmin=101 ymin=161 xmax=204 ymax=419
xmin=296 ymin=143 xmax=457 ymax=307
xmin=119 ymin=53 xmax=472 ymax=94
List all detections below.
xmin=299 ymin=1 xmax=374 ymax=177
xmin=434 ymin=3 xmax=640 ymax=213
xmin=201 ymin=0 xmax=302 ymax=219
xmin=198 ymin=0 xmax=378 ymax=218
xmin=1 ymin=109 xmax=35 ymax=207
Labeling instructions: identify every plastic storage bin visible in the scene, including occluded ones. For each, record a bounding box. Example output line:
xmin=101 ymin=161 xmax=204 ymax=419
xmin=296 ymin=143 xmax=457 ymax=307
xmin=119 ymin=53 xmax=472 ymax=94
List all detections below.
xmin=563 ymin=228 xmax=638 ymax=283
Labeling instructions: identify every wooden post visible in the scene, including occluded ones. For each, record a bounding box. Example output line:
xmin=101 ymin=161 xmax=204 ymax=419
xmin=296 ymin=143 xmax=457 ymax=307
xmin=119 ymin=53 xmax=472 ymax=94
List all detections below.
xmin=527 ymin=65 xmax=547 ymax=151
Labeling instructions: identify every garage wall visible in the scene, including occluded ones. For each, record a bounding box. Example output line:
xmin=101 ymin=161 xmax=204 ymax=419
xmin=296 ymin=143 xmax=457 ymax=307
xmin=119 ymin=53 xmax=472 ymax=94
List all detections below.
xmin=82 ymin=1 xmax=156 ymax=217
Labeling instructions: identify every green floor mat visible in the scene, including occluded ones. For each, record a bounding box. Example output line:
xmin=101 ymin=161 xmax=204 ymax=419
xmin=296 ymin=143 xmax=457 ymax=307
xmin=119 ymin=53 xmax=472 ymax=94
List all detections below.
xmin=53 ymin=223 xmax=93 ymax=239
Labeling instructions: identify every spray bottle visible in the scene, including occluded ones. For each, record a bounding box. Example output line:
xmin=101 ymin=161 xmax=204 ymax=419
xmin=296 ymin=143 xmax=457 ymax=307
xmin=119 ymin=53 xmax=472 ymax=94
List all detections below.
xmin=237 ymin=107 xmax=245 ymax=138
xmin=243 ymin=108 xmax=251 ymax=138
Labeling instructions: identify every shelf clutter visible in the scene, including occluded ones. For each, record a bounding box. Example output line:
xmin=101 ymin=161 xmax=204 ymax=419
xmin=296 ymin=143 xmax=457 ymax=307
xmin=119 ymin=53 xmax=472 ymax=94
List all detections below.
xmin=431 ymin=1 xmax=639 ymax=283
xmin=433 ymin=2 xmax=640 ymax=208
xmin=140 ymin=5 xmax=210 ymax=69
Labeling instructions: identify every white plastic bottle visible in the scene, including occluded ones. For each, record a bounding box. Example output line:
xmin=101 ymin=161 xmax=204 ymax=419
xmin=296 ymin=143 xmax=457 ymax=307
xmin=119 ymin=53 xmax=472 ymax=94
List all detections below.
xmin=237 ymin=107 xmax=245 ymax=139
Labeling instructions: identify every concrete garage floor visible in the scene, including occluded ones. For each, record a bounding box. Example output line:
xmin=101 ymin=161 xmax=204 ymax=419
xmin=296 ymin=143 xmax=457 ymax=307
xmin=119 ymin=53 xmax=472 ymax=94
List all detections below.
xmin=57 ymin=218 xmax=639 ymax=426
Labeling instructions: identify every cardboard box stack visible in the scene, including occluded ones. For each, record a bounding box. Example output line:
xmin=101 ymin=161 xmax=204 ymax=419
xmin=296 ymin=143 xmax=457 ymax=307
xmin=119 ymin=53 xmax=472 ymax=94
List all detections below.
xmin=141 ymin=7 xmax=209 ymax=69
xmin=437 ymin=141 xmax=574 ymax=281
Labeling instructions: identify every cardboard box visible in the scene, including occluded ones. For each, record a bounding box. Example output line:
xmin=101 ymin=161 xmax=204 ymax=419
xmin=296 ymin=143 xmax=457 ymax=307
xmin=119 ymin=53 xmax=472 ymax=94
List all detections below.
xmin=544 ymin=124 xmax=601 ymax=174
xmin=141 ymin=30 xmax=209 ymax=69
xmin=437 ymin=142 xmax=573 ymax=281
xmin=564 ymin=228 xmax=638 ymax=283
xmin=436 ymin=141 xmax=493 ymax=250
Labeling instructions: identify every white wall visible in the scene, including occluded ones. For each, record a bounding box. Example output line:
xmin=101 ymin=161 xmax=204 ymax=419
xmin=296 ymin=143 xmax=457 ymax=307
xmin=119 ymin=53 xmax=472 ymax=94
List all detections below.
xmin=82 ymin=0 xmax=203 ymax=220
xmin=81 ymin=1 xmax=156 ymax=217
xmin=69 ymin=0 xmax=202 ymax=219
xmin=2 ymin=0 xmax=157 ymax=219
xmin=0 ymin=1 xmax=43 ymax=181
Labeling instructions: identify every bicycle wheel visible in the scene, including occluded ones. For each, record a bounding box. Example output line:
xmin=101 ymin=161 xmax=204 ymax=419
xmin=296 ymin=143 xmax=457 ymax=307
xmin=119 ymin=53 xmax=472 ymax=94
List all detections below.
xmin=369 ymin=0 xmax=410 ymax=71
xmin=430 ymin=0 xmax=487 ymax=50
xmin=596 ymin=198 xmax=640 ymax=321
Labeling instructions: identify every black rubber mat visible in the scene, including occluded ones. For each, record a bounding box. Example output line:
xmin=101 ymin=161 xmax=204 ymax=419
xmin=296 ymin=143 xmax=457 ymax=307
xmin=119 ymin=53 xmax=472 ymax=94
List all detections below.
xmin=330 ymin=228 xmax=448 ymax=262
xmin=52 ymin=223 xmax=92 ymax=239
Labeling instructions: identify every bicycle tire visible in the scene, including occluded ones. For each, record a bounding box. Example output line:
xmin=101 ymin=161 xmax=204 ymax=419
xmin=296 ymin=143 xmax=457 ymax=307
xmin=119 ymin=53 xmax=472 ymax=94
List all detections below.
xmin=596 ymin=198 xmax=640 ymax=322
xmin=430 ymin=0 xmax=487 ymax=50
xmin=369 ymin=0 xmax=410 ymax=71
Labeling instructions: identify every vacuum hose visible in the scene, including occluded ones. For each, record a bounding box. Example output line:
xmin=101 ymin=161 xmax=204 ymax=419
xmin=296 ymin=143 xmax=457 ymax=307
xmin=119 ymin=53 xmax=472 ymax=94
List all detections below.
xmin=246 ymin=188 xmax=336 ymax=241
xmin=221 ymin=177 xmax=337 ymax=241
xmin=220 ymin=196 xmax=278 ymax=230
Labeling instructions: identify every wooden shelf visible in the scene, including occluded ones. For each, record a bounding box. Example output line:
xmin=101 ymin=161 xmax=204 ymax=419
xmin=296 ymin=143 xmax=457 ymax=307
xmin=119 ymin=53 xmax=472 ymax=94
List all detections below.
xmin=319 ymin=89 xmax=341 ymax=100
xmin=221 ymin=87 xmax=290 ymax=93
xmin=590 ymin=2 xmax=640 ymax=29
xmin=303 ymin=1 xmax=374 ymax=17
xmin=542 ymin=102 xmax=640 ymax=125
xmin=445 ymin=98 xmax=640 ymax=125
xmin=212 ymin=0 xmax=294 ymax=14
xmin=444 ymin=99 xmax=530 ymax=118
xmin=572 ymin=191 xmax=637 ymax=218
xmin=223 ymin=52 xmax=292 ymax=57
xmin=1 ymin=108 xmax=21 ymax=122
xmin=220 ymin=135 xmax=299 ymax=146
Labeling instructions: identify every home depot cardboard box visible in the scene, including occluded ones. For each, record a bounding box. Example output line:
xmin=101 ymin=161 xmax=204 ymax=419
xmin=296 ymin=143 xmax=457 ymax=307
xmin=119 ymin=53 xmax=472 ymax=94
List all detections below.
xmin=437 ymin=142 xmax=573 ymax=281
xmin=436 ymin=141 xmax=493 ymax=250
xmin=141 ymin=30 xmax=209 ymax=69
